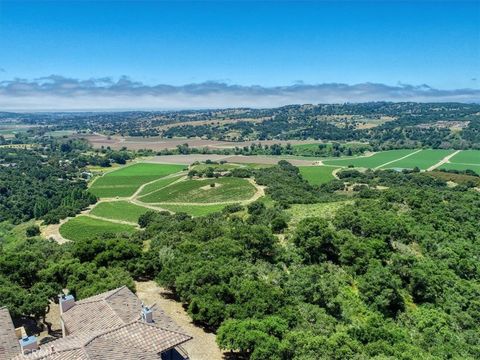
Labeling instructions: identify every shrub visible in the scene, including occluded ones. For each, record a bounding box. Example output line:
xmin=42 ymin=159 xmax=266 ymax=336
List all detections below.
xmin=26 ymin=225 xmax=40 ymax=237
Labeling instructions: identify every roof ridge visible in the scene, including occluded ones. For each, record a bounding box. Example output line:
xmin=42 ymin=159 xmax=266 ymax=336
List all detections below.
xmin=74 ymin=286 xmax=127 ymax=306
xmin=83 ymin=320 xmax=133 ymax=347
xmin=71 ymin=298 xmax=103 ymax=305
xmin=102 ymin=293 xmax=130 ymax=326
xmin=103 ymin=285 xmax=127 ymax=300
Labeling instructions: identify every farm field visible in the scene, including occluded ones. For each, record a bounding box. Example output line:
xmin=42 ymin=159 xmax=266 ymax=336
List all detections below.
xmin=138 ymin=177 xmax=256 ymax=204
xmin=89 ymin=163 xmax=185 ymax=198
xmin=381 ymin=149 xmax=455 ymax=170
xmin=323 ymin=149 xmax=416 ymax=168
xmin=191 ymin=163 xmax=240 ymax=171
xmin=298 ymin=166 xmax=340 ymax=185
xmin=90 ymin=201 xmax=152 ymax=223
xmin=447 ymin=150 xmax=480 ymax=166
xmin=138 ymin=175 xmax=183 ymax=196
xmin=59 ymin=216 xmax=137 ymax=241
xmin=45 ymin=130 xmax=76 ymax=137
xmin=160 ymin=203 xmax=227 ymax=216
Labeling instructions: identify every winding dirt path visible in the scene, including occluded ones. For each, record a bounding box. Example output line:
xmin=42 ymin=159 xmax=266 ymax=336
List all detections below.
xmin=41 ymin=220 xmax=70 ymax=244
xmin=245 ymin=178 xmax=265 ymax=203
xmin=133 ymin=177 xmax=265 ymax=207
xmin=427 ymin=150 xmax=461 ymax=171
xmin=47 ymin=166 xmax=266 ymax=243
xmin=332 ymin=167 xmax=342 ymax=179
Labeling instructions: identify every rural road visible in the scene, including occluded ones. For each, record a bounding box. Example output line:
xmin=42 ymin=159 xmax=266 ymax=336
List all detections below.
xmin=427 ymin=150 xmax=461 ymax=171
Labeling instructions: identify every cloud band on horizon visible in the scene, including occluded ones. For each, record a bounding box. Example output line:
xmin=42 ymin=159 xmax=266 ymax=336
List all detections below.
xmin=0 ymin=75 xmax=479 ymax=111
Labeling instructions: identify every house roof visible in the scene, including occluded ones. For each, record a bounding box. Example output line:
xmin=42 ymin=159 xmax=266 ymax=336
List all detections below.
xmin=0 ymin=307 xmax=21 ymax=359
xmin=9 ymin=286 xmax=192 ymax=360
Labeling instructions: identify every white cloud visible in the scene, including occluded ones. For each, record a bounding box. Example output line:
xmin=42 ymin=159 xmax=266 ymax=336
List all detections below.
xmin=0 ymin=75 xmax=479 ymax=111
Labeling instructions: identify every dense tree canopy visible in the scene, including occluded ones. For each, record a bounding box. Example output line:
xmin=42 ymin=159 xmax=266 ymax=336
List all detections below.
xmin=0 ymin=139 xmax=479 ymax=359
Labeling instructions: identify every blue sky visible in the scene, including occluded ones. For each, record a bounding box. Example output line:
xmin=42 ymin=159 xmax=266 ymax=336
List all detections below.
xmin=0 ymin=1 xmax=479 ymax=110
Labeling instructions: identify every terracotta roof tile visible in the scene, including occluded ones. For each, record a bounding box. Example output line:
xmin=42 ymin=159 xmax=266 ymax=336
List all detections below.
xmin=104 ymin=287 xmax=144 ymax=324
xmin=0 ymin=307 xmax=21 ymax=359
xmin=99 ymin=322 xmax=192 ymax=354
xmin=9 ymin=286 xmax=192 ymax=360
xmin=62 ymin=301 xmax=124 ymax=335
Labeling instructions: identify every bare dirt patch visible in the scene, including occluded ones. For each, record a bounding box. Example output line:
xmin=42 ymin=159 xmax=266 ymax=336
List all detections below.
xmin=135 ymin=281 xmax=225 ymax=360
xmin=149 ymin=154 xmax=231 ymax=165
xmin=148 ymin=154 xmax=317 ymax=166
xmin=41 ymin=221 xmax=69 ymax=244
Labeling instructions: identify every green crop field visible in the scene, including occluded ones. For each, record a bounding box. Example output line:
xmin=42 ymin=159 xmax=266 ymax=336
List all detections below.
xmin=160 ymin=203 xmax=226 ymax=216
xmin=90 ymin=201 xmax=152 ymax=223
xmin=381 ymin=149 xmax=455 ymax=170
xmin=138 ymin=175 xmax=183 ymax=196
xmin=191 ymin=163 xmax=240 ymax=171
xmin=298 ymin=166 xmax=339 ymax=185
xmin=138 ymin=177 xmax=256 ymax=203
xmin=448 ymin=150 xmax=480 ymax=165
xmin=89 ymin=163 xmax=185 ymax=198
xmin=59 ymin=216 xmax=137 ymax=241
xmin=323 ymin=149 xmax=416 ymax=168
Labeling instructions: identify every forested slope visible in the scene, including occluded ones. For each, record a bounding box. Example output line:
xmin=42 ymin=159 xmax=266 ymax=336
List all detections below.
xmin=1 ymin=158 xmax=479 ymax=359
xmin=140 ymin=168 xmax=480 ymax=359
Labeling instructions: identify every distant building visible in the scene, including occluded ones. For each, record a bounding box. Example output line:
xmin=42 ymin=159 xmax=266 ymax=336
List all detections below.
xmin=1 ymin=286 xmax=192 ymax=359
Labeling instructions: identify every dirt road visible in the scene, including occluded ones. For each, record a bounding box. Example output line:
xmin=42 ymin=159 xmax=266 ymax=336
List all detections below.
xmin=427 ymin=150 xmax=461 ymax=171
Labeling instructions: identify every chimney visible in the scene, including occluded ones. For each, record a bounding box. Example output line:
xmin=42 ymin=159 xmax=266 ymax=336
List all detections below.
xmin=142 ymin=306 xmax=153 ymax=323
xmin=19 ymin=336 xmax=38 ymax=354
xmin=59 ymin=294 xmax=75 ymax=314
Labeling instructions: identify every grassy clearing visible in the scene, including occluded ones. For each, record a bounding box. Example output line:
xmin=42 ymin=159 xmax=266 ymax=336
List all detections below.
xmin=381 ymin=149 xmax=455 ymax=170
xmin=323 ymin=149 xmax=415 ymax=168
xmin=90 ymin=201 xmax=152 ymax=223
xmin=287 ymin=201 xmax=352 ymax=227
xmin=427 ymin=171 xmax=480 ymax=186
xmin=448 ymin=150 xmax=480 ymax=165
xmin=0 ymin=220 xmax=37 ymax=249
xmin=89 ymin=163 xmax=185 ymax=198
xmin=299 ymin=166 xmax=339 ymax=185
xmin=86 ymin=164 xmax=121 ymax=173
xmin=45 ymin=130 xmax=76 ymax=137
xmin=139 ymin=177 xmax=256 ymax=204
xmin=59 ymin=216 xmax=136 ymax=241
xmin=138 ymin=175 xmax=183 ymax=196
xmin=159 ymin=203 xmax=226 ymax=216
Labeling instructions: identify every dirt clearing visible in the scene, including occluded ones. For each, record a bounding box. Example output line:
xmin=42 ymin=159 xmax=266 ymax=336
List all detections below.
xmin=135 ymin=281 xmax=225 ymax=360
